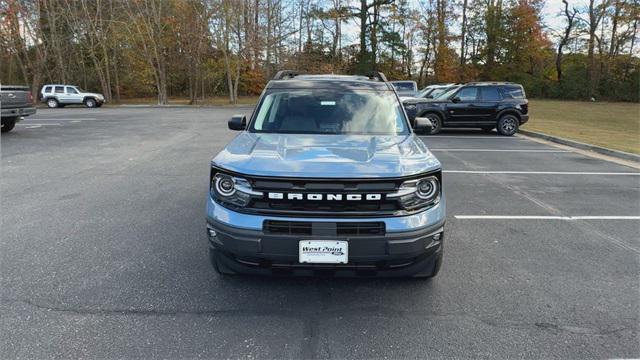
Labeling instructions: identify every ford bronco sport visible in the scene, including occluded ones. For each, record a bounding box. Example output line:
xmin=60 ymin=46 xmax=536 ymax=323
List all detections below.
xmin=403 ymin=82 xmax=529 ymax=136
xmin=206 ymin=71 xmax=446 ymax=278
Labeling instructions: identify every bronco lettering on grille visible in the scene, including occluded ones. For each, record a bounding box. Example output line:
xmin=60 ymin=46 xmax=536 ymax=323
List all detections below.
xmin=267 ymin=193 xmax=382 ymax=201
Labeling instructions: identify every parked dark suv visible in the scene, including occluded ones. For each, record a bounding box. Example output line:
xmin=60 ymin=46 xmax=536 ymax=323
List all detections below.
xmin=403 ymin=82 xmax=529 ymax=136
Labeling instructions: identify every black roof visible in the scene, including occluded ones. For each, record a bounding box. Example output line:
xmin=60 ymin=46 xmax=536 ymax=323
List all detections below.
xmin=266 ymin=74 xmax=394 ymax=91
xmin=463 ymin=81 xmax=521 ymax=86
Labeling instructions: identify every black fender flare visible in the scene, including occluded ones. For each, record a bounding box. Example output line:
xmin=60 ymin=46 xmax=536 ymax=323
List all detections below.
xmin=496 ymin=109 xmax=523 ymax=123
xmin=416 ymin=108 xmax=446 ymax=124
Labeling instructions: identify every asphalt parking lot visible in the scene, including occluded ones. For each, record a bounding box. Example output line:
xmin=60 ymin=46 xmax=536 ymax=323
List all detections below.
xmin=2 ymin=107 xmax=639 ymax=359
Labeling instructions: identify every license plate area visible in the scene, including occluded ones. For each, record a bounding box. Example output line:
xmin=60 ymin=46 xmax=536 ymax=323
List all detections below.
xmin=299 ymin=240 xmax=348 ymax=264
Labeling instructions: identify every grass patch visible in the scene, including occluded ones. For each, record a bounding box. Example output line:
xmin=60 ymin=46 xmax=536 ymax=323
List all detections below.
xmin=114 ymin=96 xmax=260 ymax=106
xmin=525 ymin=99 xmax=640 ymax=154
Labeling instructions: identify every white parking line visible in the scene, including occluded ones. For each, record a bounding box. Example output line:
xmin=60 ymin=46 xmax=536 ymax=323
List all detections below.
xmin=443 ymin=170 xmax=640 ymax=176
xmin=455 ymin=215 xmax=640 ymax=220
xmin=19 ymin=123 xmax=61 ymax=126
xmin=431 ymin=149 xmax=569 ymax=152
xmin=27 ymin=118 xmax=97 ymax=121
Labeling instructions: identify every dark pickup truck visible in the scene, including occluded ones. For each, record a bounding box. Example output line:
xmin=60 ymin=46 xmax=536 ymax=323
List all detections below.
xmin=1 ymin=85 xmax=37 ymax=133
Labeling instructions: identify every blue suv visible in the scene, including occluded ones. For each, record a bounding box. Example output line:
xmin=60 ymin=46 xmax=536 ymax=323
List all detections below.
xmin=206 ymin=71 xmax=446 ymax=278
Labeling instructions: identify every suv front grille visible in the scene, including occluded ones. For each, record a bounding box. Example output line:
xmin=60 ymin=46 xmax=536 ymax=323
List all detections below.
xmin=264 ymin=220 xmax=386 ymax=236
xmin=247 ymin=178 xmax=402 ymax=216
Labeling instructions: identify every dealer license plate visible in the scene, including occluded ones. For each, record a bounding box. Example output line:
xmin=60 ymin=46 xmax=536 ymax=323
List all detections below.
xmin=299 ymin=240 xmax=348 ymax=264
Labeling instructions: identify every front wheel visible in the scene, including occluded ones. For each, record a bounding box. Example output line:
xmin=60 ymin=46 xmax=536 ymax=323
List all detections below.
xmin=423 ymin=113 xmax=442 ymax=135
xmin=497 ymin=114 xmax=519 ymax=136
xmin=84 ymin=98 xmax=97 ymax=108
xmin=1 ymin=117 xmax=17 ymax=133
xmin=46 ymin=98 xmax=59 ymax=108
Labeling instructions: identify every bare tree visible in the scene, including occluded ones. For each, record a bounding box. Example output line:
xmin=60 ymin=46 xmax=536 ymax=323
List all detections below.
xmin=124 ymin=0 xmax=171 ymax=104
xmin=556 ymin=0 xmax=578 ymax=82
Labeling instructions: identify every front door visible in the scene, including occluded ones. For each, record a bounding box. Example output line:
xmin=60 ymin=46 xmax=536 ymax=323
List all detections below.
xmin=445 ymin=87 xmax=479 ymax=125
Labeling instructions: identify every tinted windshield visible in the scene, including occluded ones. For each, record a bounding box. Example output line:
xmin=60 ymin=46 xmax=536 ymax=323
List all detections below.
xmin=429 ymin=88 xmax=448 ymax=98
xmin=417 ymin=87 xmax=433 ymax=98
xmin=392 ymin=82 xmax=417 ymax=91
xmin=436 ymin=86 xmax=461 ymax=99
xmin=250 ymin=90 xmax=409 ymax=135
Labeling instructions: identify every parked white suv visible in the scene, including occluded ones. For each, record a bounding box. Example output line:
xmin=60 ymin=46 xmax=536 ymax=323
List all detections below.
xmin=40 ymin=85 xmax=105 ymax=108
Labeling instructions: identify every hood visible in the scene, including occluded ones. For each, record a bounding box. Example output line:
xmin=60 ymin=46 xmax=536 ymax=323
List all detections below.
xmin=212 ymin=133 xmax=441 ymax=178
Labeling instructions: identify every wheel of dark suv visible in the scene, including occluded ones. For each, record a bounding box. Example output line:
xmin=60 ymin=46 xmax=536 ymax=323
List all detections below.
xmin=422 ymin=113 xmax=442 ymax=135
xmin=46 ymin=98 xmax=59 ymax=108
xmin=1 ymin=117 xmax=17 ymax=133
xmin=497 ymin=114 xmax=519 ymax=136
xmin=84 ymin=98 xmax=97 ymax=108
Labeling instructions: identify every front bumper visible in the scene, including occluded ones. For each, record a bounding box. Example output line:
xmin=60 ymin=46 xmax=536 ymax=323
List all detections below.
xmin=520 ymin=114 xmax=529 ymax=125
xmin=206 ymin=195 xmax=446 ymax=276
xmin=1 ymin=106 xmax=36 ymax=118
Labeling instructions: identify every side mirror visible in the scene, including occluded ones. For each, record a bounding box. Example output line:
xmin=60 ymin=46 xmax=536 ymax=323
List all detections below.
xmin=228 ymin=115 xmax=246 ymax=131
xmin=414 ymin=117 xmax=433 ymax=132
xmin=451 ymin=97 xmax=461 ymax=103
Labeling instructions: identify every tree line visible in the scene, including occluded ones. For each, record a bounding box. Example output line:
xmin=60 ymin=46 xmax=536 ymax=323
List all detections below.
xmin=1 ymin=0 xmax=638 ymax=104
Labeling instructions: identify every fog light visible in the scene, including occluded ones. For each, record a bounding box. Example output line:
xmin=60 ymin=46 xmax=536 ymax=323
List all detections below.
xmin=433 ymin=232 xmax=442 ymax=241
xmin=208 ymin=228 xmax=217 ymax=237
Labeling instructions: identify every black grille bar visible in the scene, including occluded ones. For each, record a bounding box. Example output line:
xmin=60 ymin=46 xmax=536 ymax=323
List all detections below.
xmin=264 ymin=220 xmax=385 ymax=236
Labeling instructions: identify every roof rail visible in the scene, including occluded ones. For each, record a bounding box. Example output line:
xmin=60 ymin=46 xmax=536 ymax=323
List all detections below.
xmin=465 ymin=81 xmax=515 ymax=85
xmin=273 ymin=70 xmax=300 ymax=80
xmin=365 ymin=71 xmax=388 ymax=82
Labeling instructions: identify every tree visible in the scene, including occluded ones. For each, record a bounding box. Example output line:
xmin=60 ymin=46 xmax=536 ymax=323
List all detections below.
xmin=556 ymin=0 xmax=578 ymax=82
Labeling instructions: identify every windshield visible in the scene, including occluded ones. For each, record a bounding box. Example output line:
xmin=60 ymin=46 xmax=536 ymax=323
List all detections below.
xmin=250 ymin=90 xmax=409 ymax=135
xmin=436 ymin=86 xmax=461 ymax=99
xmin=429 ymin=88 xmax=447 ymax=98
xmin=417 ymin=87 xmax=433 ymax=98
xmin=392 ymin=82 xmax=417 ymax=91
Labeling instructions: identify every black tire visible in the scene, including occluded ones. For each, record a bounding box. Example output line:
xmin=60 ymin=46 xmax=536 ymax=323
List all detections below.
xmin=422 ymin=113 xmax=442 ymax=135
xmin=497 ymin=114 xmax=519 ymax=136
xmin=1 ymin=117 xmax=17 ymax=133
xmin=84 ymin=98 xmax=97 ymax=108
xmin=46 ymin=98 xmax=59 ymax=108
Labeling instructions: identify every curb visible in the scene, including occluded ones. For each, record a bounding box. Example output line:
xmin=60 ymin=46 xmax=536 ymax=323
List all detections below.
xmin=519 ymin=129 xmax=640 ymax=163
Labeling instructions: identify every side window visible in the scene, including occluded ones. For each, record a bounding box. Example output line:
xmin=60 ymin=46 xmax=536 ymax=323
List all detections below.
xmin=481 ymin=87 xmax=502 ymax=101
xmin=44 ymin=86 xmax=52 ymax=93
xmin=456 ymin=87 xmax=478 ymax=101
xmin=55 ymin=86 xmax=64 ymax=94
xmin=66 ymin=87 xmax=78 ymax=94
xmin=502 ymin=86 xmax=525 ymax=99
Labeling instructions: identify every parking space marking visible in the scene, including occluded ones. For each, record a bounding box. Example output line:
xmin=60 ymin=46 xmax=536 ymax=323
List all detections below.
xmin=431 ymin=149 xmax=569 ymax=152
xmin=27 ymin=118 xmax=97 ymax=121
xmin=19 ymin=123 xmax=61 ymax=127
xmin=444 ymin=170 xmax=640 ymax=176
xmin=455 ymin=215 xmax=640 ymax=220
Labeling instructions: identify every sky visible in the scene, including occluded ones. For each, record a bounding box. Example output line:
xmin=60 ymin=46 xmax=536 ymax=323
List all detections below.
xmin=542 ymin=0 xmax=590 ymax=34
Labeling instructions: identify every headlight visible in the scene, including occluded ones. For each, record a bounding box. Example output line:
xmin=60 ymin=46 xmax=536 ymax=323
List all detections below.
xmin=387 ymin=175 xmax=440 ymax=211
xmin=211 ymin=173 xmax=262 ymax=207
